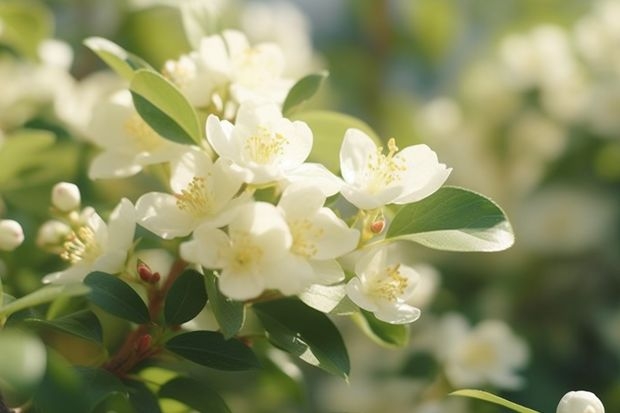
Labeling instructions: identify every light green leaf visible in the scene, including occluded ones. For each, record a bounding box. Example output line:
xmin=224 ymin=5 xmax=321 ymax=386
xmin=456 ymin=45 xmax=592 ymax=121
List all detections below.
xmin=159 ymin=377 xmax=231 ymax=413
xmin=84 ymin=272 xmax=150 ymax=324
xmin=283 ymin=71 xmax=328 ymax=116
xmin=298 ymin=284 xmax=346 ymax=313
xmin=24 ymin=310 xmax=103 ymax=344
xmin=204 ymin=271 xmax=245 ymax=339
xmin=450 ymin=389 xmax=540 ymax=413
xmin=165 ymin=331 xmax=259 ymax=371
xmin=0 ymin=129 xmax=55 ymax=187
xmin=291 ymin=110 xmax=381 ymax=172
xmin=164 ymin=269 xmax=207 ymax=326
xmin=0 ymin=284 xmax=89 ymax=318
xmin=83 ymin=37 xmax=154 ymax=81
xmin=386 ymin=186 xmax=514 ymax=252
xmin=130 ymin=69 xmax=202 ymax=145
xmin=254 ymin=298 xmax=350 ymax=379
xmin=353 ymin=310 xmax=410 ymax=348
xmin=0 ymin=1 xmax=52 ymax=58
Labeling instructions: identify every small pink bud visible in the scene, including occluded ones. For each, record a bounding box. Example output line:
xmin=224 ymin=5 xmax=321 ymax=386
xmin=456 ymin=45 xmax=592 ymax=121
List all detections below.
xmin=370 ymin=220 xmax=385 ymax=234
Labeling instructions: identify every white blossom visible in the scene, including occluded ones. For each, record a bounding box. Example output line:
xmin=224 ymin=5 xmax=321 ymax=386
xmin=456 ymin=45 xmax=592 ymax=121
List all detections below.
xmin=51 ymin=182 xmax=81 ymax=212
xmin=557 ymin=391 xmax=605 ymax=413
xmin=0 ymin=219 xmax=24 ymax=251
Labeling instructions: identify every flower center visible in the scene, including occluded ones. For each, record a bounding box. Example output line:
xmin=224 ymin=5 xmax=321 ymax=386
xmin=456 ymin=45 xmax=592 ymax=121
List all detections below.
xmin=123 ymin=113 xmax=163 ymax=151
xmin=289 ymin=219 xmax=324 ymax=258
xmin=369 ymin=264 xmax=409 ymax=302
xmin=244 ymin=126 xmax=287 ymax=164
xmin=60 ymin=225 xmax=101 ymax=264
xmin=229 ymin=231 xmax=264 ymax=272
xmin=162 ymin=56 xmax=197 ymax=89
xmin=175 ymin=177 xmax=213 ymax=217
xmin=365 ymin=138 xmax=406 ymax=192
xmin=462 ymin=340 xmax=497 ymax=370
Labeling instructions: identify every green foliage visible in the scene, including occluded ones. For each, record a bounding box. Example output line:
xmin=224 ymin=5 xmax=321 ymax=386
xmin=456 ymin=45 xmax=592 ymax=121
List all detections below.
xmin=282 ymin=71 xmax=328 ymax=116
xmin=130 ymin=69 xmax=203 ymax=145
xmin=164 ymin=269 xmax=207 ymax=325
xmin=204 ymin=272 xmax=245 ymax=339
xmin=0 ymin=0 xmax=52 ymax=59
xmin=0 ymin=130 xmax=55 ymax=189
xmin=0 ymin=329 xmax=46 ymax=395
xmin=84 ymin=272 xmax=150 ymax=324
xmin=74 ymin=367 xmax=127 ymax=412
xmin=253 ymin=298 xmax=350 ymax=379
xmin=386 ymin=186 xmax=515 ymax=252
xmin=165 ymin=330 xmax=260 ymax=371
xmin=24 ymin=310 xmax=103 ymax=344
xmin=159 ymin=377 xmax=231 ymax=413
xmin=124 ymin=379 xmax=163 ymax=413
xmin=83 ymin=37 xmax=155 ymax=81
xmin=0 ymin=284 xmax=89 ymax=319
xmin=451 ymin=389 xmax=541 ymax=413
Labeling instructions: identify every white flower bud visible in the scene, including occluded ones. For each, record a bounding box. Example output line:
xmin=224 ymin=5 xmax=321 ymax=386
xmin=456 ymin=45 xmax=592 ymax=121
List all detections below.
xmin=0 ymin=219 xmax=25 ymax=251
xmin=36 ymin=220 xmax=71 ymax=248
xmin=557 ymin=391 xmax=605 ymax=413
xmin=51 ymin=182 xmax=81 ymax=212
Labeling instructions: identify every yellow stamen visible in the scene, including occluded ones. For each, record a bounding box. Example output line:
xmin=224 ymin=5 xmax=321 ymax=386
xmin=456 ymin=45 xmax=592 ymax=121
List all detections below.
xmin=60 ymin=226 xmax=101 ymax=264
xmin=244 ymin=126 xmax=288 ymax=164
xmin=123 ymin=113 xmax=163 ymax=151
xmin=366 ymin=137 xmax=407 ymax=192
xmin=290 ymin=219 xmax=324 ymax=258
xmin=370 ymin=264 xmax=409 ymax=302
xmin=175 ymin=177 xmax=213 ymax=217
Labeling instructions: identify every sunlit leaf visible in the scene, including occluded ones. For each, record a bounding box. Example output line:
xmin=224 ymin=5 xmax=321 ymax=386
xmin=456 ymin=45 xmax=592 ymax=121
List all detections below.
xmin=254 ymin=298 xmax=350 ymax=378
xmin=84 ymin=272 xmax=150 ymax=324
xmin=450 ymin=389 xmax=540 ymax=413
xmin=165 ymin=331 xmax=259 ymax=371
xmin=0 ymin=284 xmax=89 ymax=318
xmin=25 ymin=310 xmax=103 ymax=344
xmin=164 ymin=269 xmax=207 ymax=325
xmin=204 ymin=271 xmax=245 ymax=339
xmin=386 ymin=186 xmax=514 ymax=252
xmin=159 ymin=377 xmax=231 ymax=413
xmin=84 ymin=37 xmax=154 ymax=80
xmin=353 ymin=310 xmax=410 ymax=348
xmin=298 ymin=284 xmax=346 ymax=313
xmin=0 ymin=1 xmax=52 ymax=58
xmin=283 ymin=71 xmax=328 ymax=116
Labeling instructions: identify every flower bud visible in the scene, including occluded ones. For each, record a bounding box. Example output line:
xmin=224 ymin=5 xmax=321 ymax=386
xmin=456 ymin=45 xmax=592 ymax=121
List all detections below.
xmin=51 ymin=182 xmax=81 ymax=212
xmin=370 ymin=219 xmax=385 ymax=234
xmin=137 ymin=259 xmax=160 ymax=284
xmin=557 ymin=391 xmax=604 ymax=413
xmin=0 ymin=219 xmax=25 ymax=251
xmin=36 ymin=220 xmax=71 ymax=248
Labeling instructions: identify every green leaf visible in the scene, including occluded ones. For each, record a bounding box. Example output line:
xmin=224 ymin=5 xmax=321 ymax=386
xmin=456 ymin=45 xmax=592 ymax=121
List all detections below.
xmin=353 ymin=310 xmax=410 ymax=347
xmin=84 ymin=272 xmax=150 ymax=324
xmin=24 ymin=310 xmax=103 ymax=344
xmin=159 ymin=377 xmax=231 ymax=413
xmin=83 ymin=37 xmax=154 ymax=81
xmin=165 ymin=331 xmax=259 ymax=371
xmin=130 ymin=69 xmax=202 ymax=145
xmin=291 ymin=110 xmax=381 ymax=172
xmin=282 ymin=71 xmax=328 ymax=116
xmin=386 ymin=186 xmax=515 ymax=252
xmin=0 ymin=1 xmax=52 ymax=59
xmin=298 ymin=284 xmax=346 ymax=313
xmin=0 ymin=129 xmax=55 ymax=188
xmin=204 ymin=272 xmax=245 ymax=339
xmin=0 ymin=329 xmax=47 ymax=394
xmin=125 ymin=379 xmax=162 ymax=413
xmin=164 ymin=269 xmax=207 ymax=325
xmin=253 ymin=298 xmax=350 ymax=378
xmin=75 ymin=367 xmax=128 ymax=412
xmin=0 ymin=284 xmax=89 ymax=318
xmin=450 ymin=389 xmax=540 ymax=413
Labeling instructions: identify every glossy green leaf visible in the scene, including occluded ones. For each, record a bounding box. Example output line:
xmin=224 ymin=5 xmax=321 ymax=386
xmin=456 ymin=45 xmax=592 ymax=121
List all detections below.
xmin=83 ymin=37 xmax=154 ymax=81
xmin=0 ymin=1 xmax=52 ymax=58
xmin=125 ymin=379 xmax=162 ymax=413
xmin=204 ymin=272 xmax=245 ymax=339
xmin=0 ymin=329 xmax=47 ymax=394
xmin=84 ymin=272 xmax=150 ymax=324
xmin=165 ymin=331 xmax=259 ymax=371
xmin=75 ymin=367 xmax=128 ymax=412
xmin=386 ymin=186 xmax=515 ymax=252
xmin=298 ymin=284 xmax=346 ymax=313
xmin=130 ymin=69 xmax=202 ymax=145
xmin=164 ymin=269 xmax=207 ymax=325
xmin=283 ymin=71 xmax=328 ymax=116
xmin=0 ymin=284 xmax=89 ymax=318
xmin=254 ymin=298 xmax=350 ymax=378
xmin=450 ymin=389 xmax=540 ymax=413
xmin=25 ymin=310 xmax=103 ymax=344
xmin=159 ymin=377 xmax=231 ymax=413
xmin=353 ymin=310 xmax=410 ymax=348
xmin=291 ymin=110 xmax=381 ymax=172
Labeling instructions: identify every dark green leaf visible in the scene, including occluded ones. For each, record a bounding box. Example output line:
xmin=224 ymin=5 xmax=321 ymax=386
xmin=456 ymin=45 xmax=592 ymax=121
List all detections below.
xmin=83 ymin=37 xmax=154 ymax=81
xmin=84 ymin=272 xmax=150 ymax=324
xmin=159 ymin=377 xmax=231 ymax=413
xmin=75 ymin=367 xmax=128 ymax=412
xmin=165 ymin=331 xmax=259 ymax=371
xmin=125 ymin=379 xmax=162 ymax=413
xmin=450 ymin=389 xmax=540 ymax=413
xmin=164 ymin=270 xmax=207 ymax=325
xmin=386 ymin=186 xmax=514 ymax=252
xmin=354 ymin=310 xmax=409 ymax=347
xmin=25 ymin=310 xmax=103 ymax=344
xmin=253 ymin=298 xmax=350 ymax=378
xmin=282 ymin=71 xmax=328 ymax=116
xmin=204 ymin=272 xmax=245 ymax=339
xmin=130 ymin=69 xmax=202 ymax=145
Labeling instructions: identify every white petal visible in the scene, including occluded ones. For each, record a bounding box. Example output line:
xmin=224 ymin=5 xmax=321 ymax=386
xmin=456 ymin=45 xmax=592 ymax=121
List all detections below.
xmin=263 ymin=253 xmax=314 ymax=295
xmin=345 ymin=277 xmax=378 ymax=312
xmin=278 ymin=184 xmax=325 ymax=220
xmin=107 ymin=198 xmax=136 ymax=250
xmin=136 ymin=193 xmax=196 ymax=239
xmin=339 ymin=128 xmax=376 ymax=184
xmin=309 ymin=259 xmax=345 ymax=284
xmin=42 ymin=265 xmax=89 ymax=284
xmin=285 ymin=163 xmax=344 ymax=197
xmin=88 ymin=151 xmax=142 ymax=179
xmin=276 ymin=119 xmax=313 ymax=169
xmin=374 ymin=302 xmax=421 ymax=324
xmin=392 ymin=144 xmax=451 ymax=204
xmin=231 ymin=202 xmax=292 ymax=250
xmin=340 ymin=183 xmax=402 ymax=210
xmin=218 ymin=268 xmax=265 ymax=300
xmin=93 ymin=249 xmax=127 ymax=274
xmin=180 ymin=226 xmax=229 ymax=268
xmin=170 ymin=149 xmax=212 ymax=193
xmin=206 ymin=115 xmax=238 ymax=160
xmin=310 ymin=209 xmax=360 ymax=260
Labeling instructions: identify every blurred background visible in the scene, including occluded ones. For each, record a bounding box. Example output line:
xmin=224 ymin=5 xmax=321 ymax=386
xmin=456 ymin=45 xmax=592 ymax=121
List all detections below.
xmin=1 ymin=0 xmax=620 ymax=412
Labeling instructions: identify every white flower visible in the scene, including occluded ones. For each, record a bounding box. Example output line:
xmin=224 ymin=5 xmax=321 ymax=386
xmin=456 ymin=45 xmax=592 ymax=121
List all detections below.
xmin=434 ymin=313 xmax=529 ymax=389
xmin=51 ymin=182 xmax=81 ymax=212
xmin=206 ymin=102 xmax=313 ymax=184
xmin=557 ymin=391 xmax=605 ymax=413
xmin=278 ymin=183 xmax=359 ymax=289
xmin=36 ymin=220 xmax=71 ymax=250
xmin=345 ymin=247 xmax=421 ymax=324
xmin=136 ymin=150 xmax=248 ymax=239
xmin=339 ymin=128 xmax=451 ymax=210
xmin=0 ymin=219 xmax=24 ymax=251
xmin=42 ymin=199 xmax=136 ymax=284
xmin=86 ymin=90 xmax=188 ymax=179
xmin=180 ymin=202 xmax=297 ymax=300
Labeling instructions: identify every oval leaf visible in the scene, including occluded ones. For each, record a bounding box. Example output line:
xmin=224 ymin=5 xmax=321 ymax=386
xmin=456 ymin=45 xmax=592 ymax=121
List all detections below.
xmin=386 ymin=186 xmax=514 ymax=252
xmin=282 ymin=71 xmax=328 ymax=116
xmin=165 ymin=331 xmax=259 ymax=371
xmin=204 ymin=272 xmax=245 ymax=339
xmin=75 ymin=367 xmax=128 ymax=412
xmin=124 ymin=379 xmax=162 ymax=413
xmin=159 ymin=377 xmax=231 ymax=413
xmin=25 ymin=310 xmax=103 ymax=344
xmin=353 ymin=310 xmax=409 ymax=348
xmin=84 ymin=272 xmax=150 ymax=324
xmin=164 ymin=269 xmax=207 ymax=325
xmin=84 ymin=37 xmax=154 ymax=81
xmin=130 ymin=69 xmax=202 ymax=145
xmin=253 ymin=298 xmax=350 ymax=379
xmin=0 ymin=284 xmax=89 ymax=318
xmin=450 ymin=389 xmax=540 ymax=413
